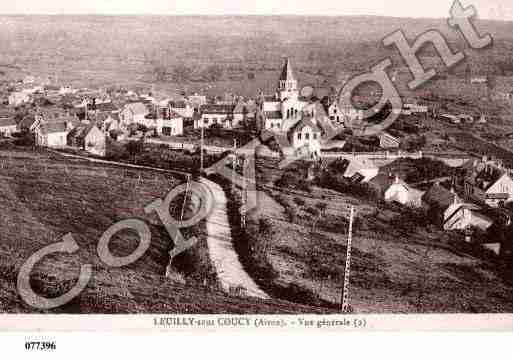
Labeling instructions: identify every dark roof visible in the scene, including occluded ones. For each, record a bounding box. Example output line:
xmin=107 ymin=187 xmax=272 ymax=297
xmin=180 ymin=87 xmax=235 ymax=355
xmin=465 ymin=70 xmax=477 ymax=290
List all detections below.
xmin=18 ymin=115 xmax=36 ymax=130
xmin=422 ymin=183 xmax=458 ymax=210
xmin=467 ymin=165 xmax=507 ymax=191
xmin=368 ymin=173 xmax=399 ymax=193
xmin=67 ymin=124 xmax=97 ymax=141
xmin=264 ymin=111 xmax=282 ymax=119
xmin=95 ymin=102 xmax=119 ymax=112
xmin=170 ymin=100 xmax=187 ymax=109
xmin=290 ymin=117 xmax=322 ymax=134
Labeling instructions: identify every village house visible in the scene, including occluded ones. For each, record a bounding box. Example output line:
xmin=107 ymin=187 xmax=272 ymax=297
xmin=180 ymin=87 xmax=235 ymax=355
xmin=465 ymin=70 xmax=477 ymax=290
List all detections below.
xmin=439 ymin=113 xmax=461 ymax=124
xmin=157 ymin=110 xmax=184 ymax=137
xmin=31 ymin=109 xmax=78 ymax=148
xmin=169 ymin=100 xmax=194 ymax=120
xmin=328 ymin=101 xmax=342 ymax=124
xmin=232 ymin=100 xmax=249 ymax=128
xmin=67 ymin=124 xmax=107 ymax=156
xmin=404 ymin=103 xmax=429 ymax=114
xmin=342 ymin=158 xmax=379 ymax=183
xmin=120 ymin=102 xmax=150 ymax=128
xmin=443 ymin=200 xmax=493 ymax=232
xmin=287 ymin=117 xmax=322 ymax=159
xmin=196 ymin=104 xmax=235 ymax=129
xmin=187 ymin=93 xmax=207 ymax=113
xmin=35 ymin=121 xmax=71 ymax=148
xmin=422 ymin=183 xmax=460 ymax=213
xmin=464 ymin=159 xmax=513 ymax=207
xmin=379 ymin=131 xmax=402 ymax=149
xmin=327 ymin=101 xmax=363 ymax=127
xmin=369 ymin=174 xmax=424 ymax=208
xmin=384 ymin=176 xmax=424 ymax=207
xmin=0 ymin=112 xmax=17 ymax=137
xmin=100 ymin=113 xmax=127 ymax=140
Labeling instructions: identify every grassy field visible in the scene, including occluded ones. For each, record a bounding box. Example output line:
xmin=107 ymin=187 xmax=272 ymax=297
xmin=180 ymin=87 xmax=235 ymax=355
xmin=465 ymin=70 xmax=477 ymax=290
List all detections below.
xmin=235 ymin=156 xmax=513 ymax=313
xmin=0 ymin=147 xmax=327 ymax=313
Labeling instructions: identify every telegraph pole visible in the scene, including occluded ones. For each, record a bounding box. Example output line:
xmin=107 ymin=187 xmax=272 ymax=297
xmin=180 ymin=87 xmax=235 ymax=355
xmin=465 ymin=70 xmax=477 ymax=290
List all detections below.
xmin=241 ymin=157 xmax=247 ymax=229
xmin=180 ymin=174 xmax=191 ymax=222
xmin=341 ymin=206 xmax=355 ymax=313
xmin=232 ymin=139 xmax=237 ymax=193
xmin=200 ymin=125 xmax=204 ymax=174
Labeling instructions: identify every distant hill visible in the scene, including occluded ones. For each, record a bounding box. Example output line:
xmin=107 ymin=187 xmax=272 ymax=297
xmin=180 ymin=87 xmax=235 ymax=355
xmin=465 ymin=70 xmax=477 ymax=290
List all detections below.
xmin=0 ymin=15 xmax=512 ymax=90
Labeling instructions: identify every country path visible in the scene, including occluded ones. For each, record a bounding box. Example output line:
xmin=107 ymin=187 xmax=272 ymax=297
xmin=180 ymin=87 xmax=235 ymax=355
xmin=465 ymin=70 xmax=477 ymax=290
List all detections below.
xmin=200 ymin=178 xmax=269 ymax=299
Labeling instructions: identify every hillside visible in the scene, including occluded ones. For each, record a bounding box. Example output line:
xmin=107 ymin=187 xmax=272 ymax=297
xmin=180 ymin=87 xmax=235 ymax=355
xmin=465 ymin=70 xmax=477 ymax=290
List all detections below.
xmin=1 ymin=15 xmax=513 ymax=95
xmin=242 ymin=157 xmax=513 ymax=313
xmin=0 ymin=147 xmax=328 ymax=313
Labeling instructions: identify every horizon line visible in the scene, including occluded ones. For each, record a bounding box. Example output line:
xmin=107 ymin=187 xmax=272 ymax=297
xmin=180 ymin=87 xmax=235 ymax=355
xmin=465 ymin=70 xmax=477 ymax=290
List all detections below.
xmin=0 ymin=13 xmax=511 ymax=22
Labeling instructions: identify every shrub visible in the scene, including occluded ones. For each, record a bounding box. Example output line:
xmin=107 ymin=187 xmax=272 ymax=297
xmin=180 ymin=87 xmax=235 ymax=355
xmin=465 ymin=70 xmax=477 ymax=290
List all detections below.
xmin=293 ymin=197 xmax=305 ymax=206
xmin=305 ymin=206 xmax=320 ymax=217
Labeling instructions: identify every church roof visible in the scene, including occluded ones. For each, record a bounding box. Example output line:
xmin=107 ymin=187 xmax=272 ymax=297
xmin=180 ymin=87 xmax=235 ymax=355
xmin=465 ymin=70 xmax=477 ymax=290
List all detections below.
xmin=279 ymin=58 xmax=296 ymax=82
xmin=264 ymin=111 xmax=282 ymax=119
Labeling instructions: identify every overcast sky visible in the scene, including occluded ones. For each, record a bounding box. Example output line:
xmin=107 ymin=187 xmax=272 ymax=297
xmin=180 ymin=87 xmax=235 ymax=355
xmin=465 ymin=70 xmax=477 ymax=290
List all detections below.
xmin=1 ymin=0 xmax=512 ymax=21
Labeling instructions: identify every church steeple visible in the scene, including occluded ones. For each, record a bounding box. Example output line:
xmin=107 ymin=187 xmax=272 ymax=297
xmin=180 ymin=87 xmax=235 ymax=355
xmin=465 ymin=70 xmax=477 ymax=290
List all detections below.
xmin=279 ymin=58 xmax=296 ymax=82
xmin=278 ymin=58 xmax=298 ymax=100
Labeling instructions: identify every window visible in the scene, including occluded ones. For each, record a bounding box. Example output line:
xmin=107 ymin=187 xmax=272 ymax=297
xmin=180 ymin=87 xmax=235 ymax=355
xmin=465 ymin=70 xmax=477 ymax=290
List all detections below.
xmin=297 ymin=133 xmax=301 ymax=140
xmin=313 ymin=133 xmax=317 ymax=140
xmin=305 ymin=133 xmax=310 ymax=140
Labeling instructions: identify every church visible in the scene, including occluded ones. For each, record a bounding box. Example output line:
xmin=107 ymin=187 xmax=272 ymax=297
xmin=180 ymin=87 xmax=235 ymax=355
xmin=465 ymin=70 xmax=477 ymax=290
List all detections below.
xmin=258 ymin=58 xmax=310 ymax=132
xmin=257 ymin=58 xmax=335 ymax=159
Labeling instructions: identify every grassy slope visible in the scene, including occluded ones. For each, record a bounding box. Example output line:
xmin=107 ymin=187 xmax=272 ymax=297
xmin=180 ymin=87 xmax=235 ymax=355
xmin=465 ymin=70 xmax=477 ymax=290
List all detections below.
xmin=0 ymin=148 xmax=325 ymax=313
xmin=250 ymin=157 xmax=513 ymax=313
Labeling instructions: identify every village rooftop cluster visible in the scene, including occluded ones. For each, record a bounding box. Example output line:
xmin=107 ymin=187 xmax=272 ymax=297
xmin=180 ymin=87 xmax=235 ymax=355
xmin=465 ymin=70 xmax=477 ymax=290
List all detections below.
xmin=1 ymin=58 xmax=513 ymax=263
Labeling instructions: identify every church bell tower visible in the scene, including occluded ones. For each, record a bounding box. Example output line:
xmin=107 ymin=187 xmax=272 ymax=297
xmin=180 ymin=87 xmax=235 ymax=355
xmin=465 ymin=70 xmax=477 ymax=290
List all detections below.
xmin=278 ymin=58 xmax=298 ymax=101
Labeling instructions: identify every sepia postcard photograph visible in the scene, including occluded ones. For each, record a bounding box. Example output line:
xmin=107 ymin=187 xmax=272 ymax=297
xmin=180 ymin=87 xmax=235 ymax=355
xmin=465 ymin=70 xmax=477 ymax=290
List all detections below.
xmin=0 ymin=0 xmax=513 ymax=342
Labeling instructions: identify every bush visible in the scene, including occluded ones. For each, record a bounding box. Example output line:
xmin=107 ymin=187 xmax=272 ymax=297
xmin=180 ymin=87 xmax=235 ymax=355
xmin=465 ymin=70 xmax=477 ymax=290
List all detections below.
xmin=13 ymin=132 xmax=35 ymax=147
xmin=304 ymin=206 xmax=320 ymax=217
xmin=276 ymin=170 xmax=311 ymax=193
xmin=293 ymin=197 xmax=305 ymax=206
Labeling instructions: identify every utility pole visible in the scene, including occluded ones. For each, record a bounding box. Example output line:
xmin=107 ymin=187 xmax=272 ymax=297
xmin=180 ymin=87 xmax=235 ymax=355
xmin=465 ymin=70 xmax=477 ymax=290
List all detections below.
xmin=341 ymin=206 xmax=355 ymax=313
xmin=180 ymin=174 xmax=191 ymax=222
xmin=241 ymin=157 xmax=247 ymax=229
xmin=200 ymin=125 xmax=204 ymax=174
xmin=232 ymin=139 xmax=237 ymax=193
